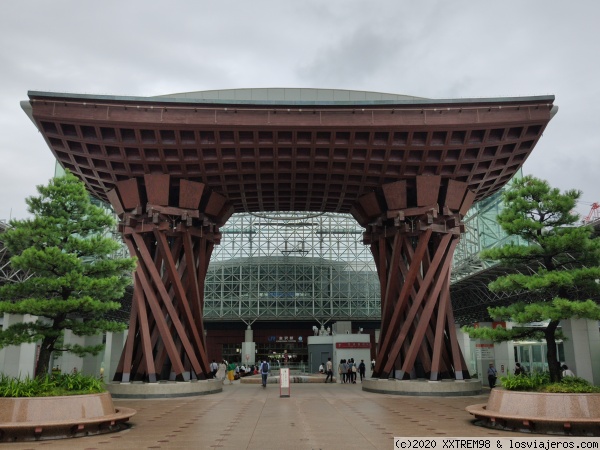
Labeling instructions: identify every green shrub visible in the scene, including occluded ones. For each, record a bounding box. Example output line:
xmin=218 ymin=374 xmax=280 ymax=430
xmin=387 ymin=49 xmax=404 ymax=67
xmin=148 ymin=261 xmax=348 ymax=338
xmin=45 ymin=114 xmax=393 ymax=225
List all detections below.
xmin=0 ymin=373 xmax=105 ymax=397
xmin=500 ymin=372 xmax=600 ymax=393
xmin=542 ymin=377 xmax=600 ymax=393
xmin=500 ymin=372 xmax=550 ymax=391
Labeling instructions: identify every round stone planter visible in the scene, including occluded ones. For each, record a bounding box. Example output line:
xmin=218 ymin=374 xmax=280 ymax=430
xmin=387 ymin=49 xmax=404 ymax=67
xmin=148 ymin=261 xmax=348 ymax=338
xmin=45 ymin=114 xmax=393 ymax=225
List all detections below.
xmin=467 ymin=388 xmax=600 ymax=435
xmin=239 ymin=374 xmax=334 ymax=384
xmin=106 ymin=379 xmax=223 ymax=398
xmin=0 ymin=391 xmax=136 ymax=442
xmin=362 ymin=378 xmax=483 ymax=396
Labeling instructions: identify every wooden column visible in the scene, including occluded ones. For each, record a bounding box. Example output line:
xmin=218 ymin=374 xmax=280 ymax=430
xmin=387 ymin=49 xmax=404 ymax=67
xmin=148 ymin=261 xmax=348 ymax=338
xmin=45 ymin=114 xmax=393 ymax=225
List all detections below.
xmin=108 ymin=175 xmax=231 ymax=382
xmin=352 ymin=177 xmax=474 ymax=381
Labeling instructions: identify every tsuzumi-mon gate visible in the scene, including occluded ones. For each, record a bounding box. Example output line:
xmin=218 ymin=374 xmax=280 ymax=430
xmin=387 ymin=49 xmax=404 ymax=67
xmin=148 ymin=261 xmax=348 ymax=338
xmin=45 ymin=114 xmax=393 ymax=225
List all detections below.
xmin=22 ymin=88 xmax=556 ymax=395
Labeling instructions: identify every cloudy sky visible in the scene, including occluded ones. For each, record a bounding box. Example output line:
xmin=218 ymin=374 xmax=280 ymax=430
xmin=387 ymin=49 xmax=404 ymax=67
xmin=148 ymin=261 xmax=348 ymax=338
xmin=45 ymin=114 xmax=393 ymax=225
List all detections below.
xmin=1 ymin=1 xmax=598 ymax=221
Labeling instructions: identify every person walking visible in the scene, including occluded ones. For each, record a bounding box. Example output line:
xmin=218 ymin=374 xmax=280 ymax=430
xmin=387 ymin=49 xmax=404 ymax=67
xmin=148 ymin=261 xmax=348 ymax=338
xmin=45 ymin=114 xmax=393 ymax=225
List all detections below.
xmin=226 ymin=360 xmax=237 ymax=385
xmin=348 ymin=359 xmax=356 ymax=383
xmin=339 ymin=359 xmax=347 ymax=383
xmin=260 ymin=359 xmax=270 ymax=387
xmin=358 ymin=359 xmax=366 ymax=382
xmin=210 ymin=359 xmax=218 ymax=378
xmin=487 ymin=362 xmax=497 ymax=389
xmin=325 ymin=357 xmax=333 ymax=383
xmin=216 ymin=360 xmax=227 ymax=383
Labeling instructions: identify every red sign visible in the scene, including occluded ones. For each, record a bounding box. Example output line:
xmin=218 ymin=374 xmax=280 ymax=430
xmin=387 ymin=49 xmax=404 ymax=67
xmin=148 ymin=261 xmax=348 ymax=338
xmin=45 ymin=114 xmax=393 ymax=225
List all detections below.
xmin=335 ymin=342 xmax=371 ymax=349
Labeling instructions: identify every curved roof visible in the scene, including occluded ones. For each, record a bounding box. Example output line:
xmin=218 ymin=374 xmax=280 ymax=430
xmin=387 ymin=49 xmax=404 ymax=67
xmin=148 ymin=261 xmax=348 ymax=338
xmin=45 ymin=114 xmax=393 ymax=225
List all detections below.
xmin=153 ymin=88 xmax=427 ymax=104
xmin=23 ymin=89 xmax=557 ymax=217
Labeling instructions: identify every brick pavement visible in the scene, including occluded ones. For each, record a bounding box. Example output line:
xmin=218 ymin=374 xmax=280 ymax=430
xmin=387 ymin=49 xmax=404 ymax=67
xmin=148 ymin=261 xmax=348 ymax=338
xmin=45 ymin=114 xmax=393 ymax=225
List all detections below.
xmin=2 ymin=381 xmax=524 ymax=450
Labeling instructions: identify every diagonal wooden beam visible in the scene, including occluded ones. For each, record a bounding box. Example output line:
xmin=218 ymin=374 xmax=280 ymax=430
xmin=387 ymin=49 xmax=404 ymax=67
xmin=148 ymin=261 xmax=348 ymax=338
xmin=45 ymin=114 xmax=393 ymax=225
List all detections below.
xmin=133 ymin=233 xmax=201 ymax=379
xmin=131 ymin=233 xmax=190 ymax=379
xmin=154 ymin=230 xmax=206 ymax=375
xmin=182 ymin=230 xmax=210 ymax=375
xmin=380 ymin=232 xmax=402 ymax=337
xmin=444 ymin=273 xmax=469 ymax=379
xmin=381 ymin=232 xmax=451 ymax=376
xmin=397 ymin=241 xmax=454 ymax=377
xmin=429 ymin=238 xmax=459 ymax=380
xmin=113 ymin=266 xmax=139 ymax=382
xmin=133 ymin=272 xmax=158 ymax=382
xmin=375 ymin=228 xmax=432 ymax=375
xmin=197 ymin=238 xmax=215 ymax=318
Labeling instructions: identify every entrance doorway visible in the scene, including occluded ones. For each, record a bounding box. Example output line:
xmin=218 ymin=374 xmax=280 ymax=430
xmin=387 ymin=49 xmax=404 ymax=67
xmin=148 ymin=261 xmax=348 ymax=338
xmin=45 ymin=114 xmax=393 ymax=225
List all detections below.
xmin=514 ymin=341 xmax=565 ymax=373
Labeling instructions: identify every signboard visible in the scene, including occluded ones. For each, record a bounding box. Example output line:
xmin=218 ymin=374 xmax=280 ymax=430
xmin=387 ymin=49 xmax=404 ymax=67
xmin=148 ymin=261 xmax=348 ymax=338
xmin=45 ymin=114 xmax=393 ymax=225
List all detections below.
xmin=475 ymin=343 xmax=494 ymax=360
xmin=335 ymin=342 xmax=371 ymax=349
xmin=279 ymin=368 xmax=290 ymax=398
xmin=274 ymin=336 xmax=303 ymax=343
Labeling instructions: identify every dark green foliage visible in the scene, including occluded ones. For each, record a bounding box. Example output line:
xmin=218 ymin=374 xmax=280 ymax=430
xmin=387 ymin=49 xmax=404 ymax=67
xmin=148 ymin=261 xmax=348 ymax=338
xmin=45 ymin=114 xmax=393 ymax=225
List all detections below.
xmin=462 ymin=176 xmax=600 ymax=382
xmin=0 ymin=373 xmax=105 ymax=397
xmin=0 ymin=171 xmax=136 ymax=377
xmin=500 ymin=372 xmax=550 ymax=391
xmin=542 ymin=376 xmax=600 ymax=393
xmin=500 ymin=372 xmax=600 ymax=393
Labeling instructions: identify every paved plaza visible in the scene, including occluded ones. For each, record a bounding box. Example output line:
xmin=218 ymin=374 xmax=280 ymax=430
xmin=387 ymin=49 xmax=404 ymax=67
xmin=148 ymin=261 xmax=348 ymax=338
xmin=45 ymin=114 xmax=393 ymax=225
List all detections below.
xmin=1 ymin=381 xmax=527 ymax=450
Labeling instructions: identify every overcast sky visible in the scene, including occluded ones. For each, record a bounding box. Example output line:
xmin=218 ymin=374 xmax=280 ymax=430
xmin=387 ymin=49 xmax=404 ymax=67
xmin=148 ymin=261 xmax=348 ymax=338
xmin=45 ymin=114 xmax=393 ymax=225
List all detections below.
xmin=1 ymin=1 xmax=598 ymax=221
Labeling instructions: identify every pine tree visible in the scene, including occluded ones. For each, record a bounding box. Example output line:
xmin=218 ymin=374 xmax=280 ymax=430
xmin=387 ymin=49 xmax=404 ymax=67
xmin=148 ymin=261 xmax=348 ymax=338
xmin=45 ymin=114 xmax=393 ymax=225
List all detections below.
xmin=0 ymin=171 xmax=136 ymax=377
xmin=463 ymin=176 xmax=600 ymax=382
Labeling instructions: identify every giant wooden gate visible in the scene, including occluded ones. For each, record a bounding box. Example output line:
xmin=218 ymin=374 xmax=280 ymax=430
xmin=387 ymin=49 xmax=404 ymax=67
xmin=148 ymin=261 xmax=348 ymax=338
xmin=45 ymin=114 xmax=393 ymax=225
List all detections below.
xmin=23 ymin=88 xmax=556 ymax=382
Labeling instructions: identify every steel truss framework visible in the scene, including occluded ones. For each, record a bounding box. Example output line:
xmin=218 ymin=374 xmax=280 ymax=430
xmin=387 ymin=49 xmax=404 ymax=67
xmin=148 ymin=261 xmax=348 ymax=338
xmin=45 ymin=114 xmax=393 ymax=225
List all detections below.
xmin=452 ymin=172 xmax=527 ymax=282
xmin=0 ymin=221 xmax=31 ymax=285
xmin=204 ymin=213 xmax=380 ymax=322
xmin=450 ymin=174 xmax=529 ymax=324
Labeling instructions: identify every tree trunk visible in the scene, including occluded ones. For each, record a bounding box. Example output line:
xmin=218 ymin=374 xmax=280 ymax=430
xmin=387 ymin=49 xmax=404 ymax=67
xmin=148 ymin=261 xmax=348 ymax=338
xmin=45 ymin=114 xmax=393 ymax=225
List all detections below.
xmin=35 ymin=336 xmax=56 ymax=378
xmin=545 ymin=320 xmax=561 ymax=382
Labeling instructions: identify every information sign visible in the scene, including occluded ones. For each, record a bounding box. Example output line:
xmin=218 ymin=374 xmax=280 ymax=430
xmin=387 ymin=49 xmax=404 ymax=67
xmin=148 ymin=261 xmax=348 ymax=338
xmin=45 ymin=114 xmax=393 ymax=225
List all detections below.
xmin=475 ymin=343 xmax=494 ymax=360
xmin=279 ymin=368 xmax=290 ymax=398
xmin=335 ymin=342 xmax=371 ymax=349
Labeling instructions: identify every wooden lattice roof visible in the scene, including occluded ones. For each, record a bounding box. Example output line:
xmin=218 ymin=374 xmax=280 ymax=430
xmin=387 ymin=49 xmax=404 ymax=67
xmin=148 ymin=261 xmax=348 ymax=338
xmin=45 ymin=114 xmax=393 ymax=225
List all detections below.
xmin=23 ymin=89 xmax=556 ymax=214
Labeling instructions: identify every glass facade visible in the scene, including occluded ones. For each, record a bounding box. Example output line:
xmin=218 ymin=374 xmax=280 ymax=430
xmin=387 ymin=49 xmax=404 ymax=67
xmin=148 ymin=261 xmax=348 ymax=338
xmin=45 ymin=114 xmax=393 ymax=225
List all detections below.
xmin=514 ymin=341 xmax=565 ymax=374
xmin=204 ymin=212 xmax=380 ymax=322
xmin=452 ymin=170 xmax=526 ymax=283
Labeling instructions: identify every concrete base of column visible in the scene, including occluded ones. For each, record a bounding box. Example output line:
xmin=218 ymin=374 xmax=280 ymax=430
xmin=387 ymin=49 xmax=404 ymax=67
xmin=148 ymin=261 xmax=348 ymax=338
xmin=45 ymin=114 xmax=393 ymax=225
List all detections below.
xmin=362 ymin=378 xmax=482 ymax=396
xmin=106 ymin=379 xmax=222 ymax=399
